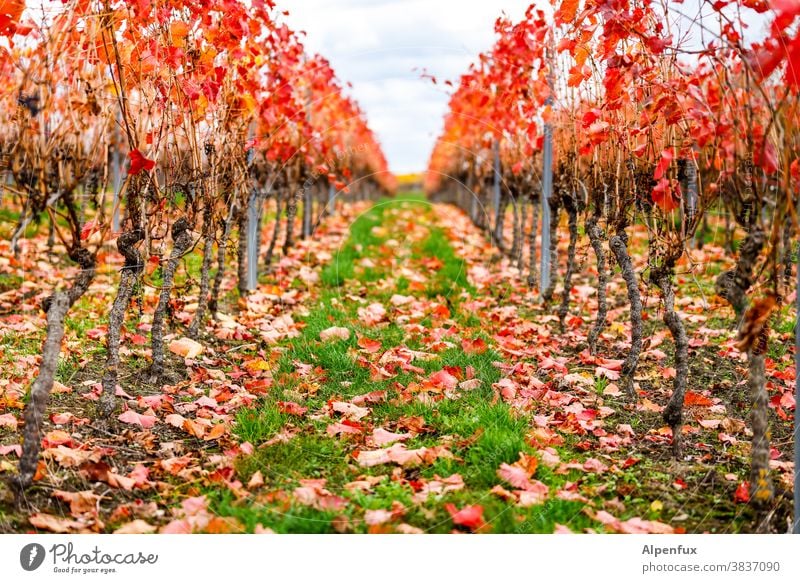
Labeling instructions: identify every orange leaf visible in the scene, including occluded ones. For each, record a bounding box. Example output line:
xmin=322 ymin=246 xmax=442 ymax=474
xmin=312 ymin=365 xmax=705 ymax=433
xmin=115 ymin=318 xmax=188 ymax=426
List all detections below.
xmin=203 ymin=423 xmax=228 ymax=441
xmin=461 ymin=337 xmax=487 ymax=354
xmin=357 ymin=336 xmax=382 ymax=353
xmin=684 ymin=392 xmax=713 ymax=407
xmin=555 ymin=0 xmax=580 ymax=24
xmin=183 ymin=418 xmax=206 ymax=439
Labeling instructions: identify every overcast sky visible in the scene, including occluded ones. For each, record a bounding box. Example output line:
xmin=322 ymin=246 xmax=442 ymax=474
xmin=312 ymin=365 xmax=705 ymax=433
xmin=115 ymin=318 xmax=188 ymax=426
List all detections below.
xmin=286 ymin=0 xmax=537 ymax=175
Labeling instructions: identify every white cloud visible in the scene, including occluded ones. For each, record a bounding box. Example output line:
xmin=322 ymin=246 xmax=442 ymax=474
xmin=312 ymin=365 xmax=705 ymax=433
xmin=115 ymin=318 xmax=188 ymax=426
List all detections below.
xmin=285 ymin=0 xmax=537 ymax=174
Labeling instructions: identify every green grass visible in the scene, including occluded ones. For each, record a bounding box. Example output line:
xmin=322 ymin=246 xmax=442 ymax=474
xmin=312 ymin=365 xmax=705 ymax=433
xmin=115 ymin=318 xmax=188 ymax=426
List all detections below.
xmin=418 ymin=226 xmax=471 ymax=298
xmin=321 ymin=202 xmax=387 ymax=287
xmin=0 ymin=272 xmax=22 ymax=293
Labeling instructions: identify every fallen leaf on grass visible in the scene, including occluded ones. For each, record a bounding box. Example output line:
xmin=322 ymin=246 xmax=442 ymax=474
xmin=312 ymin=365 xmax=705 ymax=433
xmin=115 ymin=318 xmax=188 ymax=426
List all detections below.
xmin=108 ymin=472 xmax=137 ymax=491
xmin=45 ymin=445 xmax=97 ymax=467
xmin=331 ymin=401 xmax=370 ymax=421
xmin=118 ymin=410 xmax=157 ymax=429
xmin=113 ymin=520 xmax=156 ymax=534
xmin=204 ymin=423 xmax=228 ymax=441
xmin=461 ymin=337 xmax=487 ymax=354
xmin=364 ymin=509 xmax=394 ymax=526
xmin=160 ymin=455 xmax=194 ymax=475
xmin=165 ymin=413 xmax=186 ymax=428
xmin=459 ymin=379 xmax=482 ymax=390
xmin=320 ymin=326 xmax=350 ymax=341
xmin=595 ymin=366 xmax=620 ymax=380
xmin=53 ymin=490 xmax=100 ymax=518
xmin=445 ymin=503 xmax=485 ymax=531
xmin=733 ymin=481 xmax=750 ymax=503
xmin=497 ymin=463 xmax=536 ymax=490
xmin=429 ymin=369 xmax=458 ymax=391
xmin=684 ymin=391 xmax=714 ymax=407
xmin=371 ymin=427 xmax=411 ymax=446
xmin=588 ymin=509 xmax=674 ymax=533
xmin=183 ymin=418 xmax=206 ymax=439
xmin=247 ymin=471 xmax=264 ymax=488
xmin=0 ymin=413 xmax=18 ymax=430
xmin=277 ymin=401 xmax=308 ymax=416
xmin=51 ymin=412 xmax=87 ymax=425
xmin=0 ymin=444 xmax=21 ymax=457
xmin=168 ymin=337 xmax=204 ymax=359
xmin=29 ymin=513 xmax=89 ymax=533
xmin=42 ymin=430 xmax=74 ymax=448
xmin=390 ymin=294 xmax=413 ymax=306
xmin=52 ymin=381 xmax=72 ymax=394
xmin=351 ymin=390 xmax=387 ymax=405
xmin=293 ymin=479 xmax=347 ymax=511
xmin=412 ymin=474 xmax=464 ymax=503
xmin=358 ymin=302 xmax=387 ymax=326
xmin=327 ymin=421 xmax=363 ymax=437
xmin=357 ymin=336 xmax=382 ymax=353
xmin=355 ymin=443 xmax=453 ymax=468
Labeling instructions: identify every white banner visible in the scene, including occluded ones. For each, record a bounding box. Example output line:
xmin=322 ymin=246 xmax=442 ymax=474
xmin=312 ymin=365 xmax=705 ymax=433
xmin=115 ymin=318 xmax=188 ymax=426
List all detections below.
xmin=0 ymin=535 xmax=797 ymax=582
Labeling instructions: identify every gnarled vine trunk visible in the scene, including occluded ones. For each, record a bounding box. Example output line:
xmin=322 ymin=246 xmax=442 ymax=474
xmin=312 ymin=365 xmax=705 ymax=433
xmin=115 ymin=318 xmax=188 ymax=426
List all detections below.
xmin=210 ymin=202 xmax=236 ymax=319
xmin=715 ymin=227 xmax=765 ymax=320
xmin=236 ymin=204 xmax=249 ymax=297
xmin=149 ymin=217 xmax=192 ymax=383
xmin=100 ymin=228 xmax=144 ymax=415
xmin=17 ymin=248 xmax=96 ymax=489
xmin=747 ymin=349 xmax=774 ymax=522
xmin=586 ymin=215 xmax=608 ymax=353
xmin=609 ymin=231 xmax=642 ymax=399
xmin=658 ymin=271 xmax=690 ymax=458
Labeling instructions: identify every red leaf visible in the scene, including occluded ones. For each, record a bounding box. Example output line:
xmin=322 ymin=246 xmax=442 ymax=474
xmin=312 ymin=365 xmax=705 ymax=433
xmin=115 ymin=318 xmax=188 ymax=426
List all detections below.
xmin=445 ymin=503 xmax=485 ymax=531
xmin=684 ymin=391 xmax=713 ymax=407
xmin=357 ymin=336 xmax=382 ymax=353
xmin=128 ymin=149 xmax=156 ymax=175
xmin=581 ymin=108 xmax=601 ymax=127
xmin=653 ymin=148 xmax=674 ymax=180
xmin=80 ymin=219 xmax=98 ymax=241
xmin=651 ymin=178 xmax=681 ymax=212
xmin=461 ymin=337 xmax=487 ymax=354
xmin=429 ymin=369 xmax=458 ymax=391
xmin=733 ymin=481 xmax=750 ymax=503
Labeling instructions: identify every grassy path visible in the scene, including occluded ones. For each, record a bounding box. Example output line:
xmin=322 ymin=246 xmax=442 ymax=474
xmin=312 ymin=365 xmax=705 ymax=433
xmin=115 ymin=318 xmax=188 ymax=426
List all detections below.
xmin=210 ymin=195 xmax=610 ymax=533
xmin=3 ymin=193 xmax=784 ymax=533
